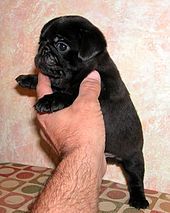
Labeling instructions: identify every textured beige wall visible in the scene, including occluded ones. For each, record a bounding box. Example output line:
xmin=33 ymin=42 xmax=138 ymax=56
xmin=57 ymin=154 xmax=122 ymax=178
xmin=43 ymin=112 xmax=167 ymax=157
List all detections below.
xmin=0 ymin=0 xmax=170 ymax=193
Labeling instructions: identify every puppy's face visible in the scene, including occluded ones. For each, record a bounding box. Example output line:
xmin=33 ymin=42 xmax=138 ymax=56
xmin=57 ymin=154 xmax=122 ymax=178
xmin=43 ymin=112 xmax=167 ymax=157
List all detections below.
xmin=35 ymin=16 xmax=106 ymax=83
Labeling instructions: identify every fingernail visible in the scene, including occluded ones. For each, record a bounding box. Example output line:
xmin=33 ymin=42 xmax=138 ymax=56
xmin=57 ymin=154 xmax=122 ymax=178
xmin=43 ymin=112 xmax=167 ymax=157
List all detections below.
xmin=87 ymin=71 xmax=100 ymax=81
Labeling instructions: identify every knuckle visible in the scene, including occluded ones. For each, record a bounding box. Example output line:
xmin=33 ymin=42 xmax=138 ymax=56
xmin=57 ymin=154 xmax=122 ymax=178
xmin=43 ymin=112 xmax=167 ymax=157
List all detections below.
xmin=81 ymin=80 xmax=100 ymax=97
xmin=73 ymin=99 xmax=98 ymax=112
xmin=82 ymin=79 xmax=99 ymax=90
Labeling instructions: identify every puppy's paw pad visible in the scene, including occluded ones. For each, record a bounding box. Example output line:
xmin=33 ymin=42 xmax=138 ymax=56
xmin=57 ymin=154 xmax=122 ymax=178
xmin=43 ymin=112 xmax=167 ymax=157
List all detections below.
xmin=16 ymin=75 xmax=36 ymax=89
xmin=34 ymin=95 xmax=64 ymax=113
xmin=129 ymin=198 xmax=149 ymax=209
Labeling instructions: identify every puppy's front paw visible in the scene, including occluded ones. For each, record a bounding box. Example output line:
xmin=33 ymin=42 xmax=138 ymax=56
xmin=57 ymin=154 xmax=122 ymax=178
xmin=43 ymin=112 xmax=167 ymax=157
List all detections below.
xmin=34 ymin=94 xmax=65 ymax=113
xmin=16 ymin=74 xmax=38 ymax=89
xmin=129 ymin=196 xmax=149 ymax=209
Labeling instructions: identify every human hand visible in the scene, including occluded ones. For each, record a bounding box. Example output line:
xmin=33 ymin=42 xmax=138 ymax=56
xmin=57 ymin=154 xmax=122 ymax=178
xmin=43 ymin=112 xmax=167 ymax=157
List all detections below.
xmin=36 ymin=71 xmax=106 ymax=176
xmin=32 ymin=71 xmax=106 ymax=212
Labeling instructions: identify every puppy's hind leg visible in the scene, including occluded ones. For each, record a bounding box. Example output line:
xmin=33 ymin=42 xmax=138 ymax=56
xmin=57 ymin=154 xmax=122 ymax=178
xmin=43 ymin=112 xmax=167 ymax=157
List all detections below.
xmin=16 ymin=74 xmax=38 ymax=89
xmin=121 ymin=152 xmax=149 ymax=209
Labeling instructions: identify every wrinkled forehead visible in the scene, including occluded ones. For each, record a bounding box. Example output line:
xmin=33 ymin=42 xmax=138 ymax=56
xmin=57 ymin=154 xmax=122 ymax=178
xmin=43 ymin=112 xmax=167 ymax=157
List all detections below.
xmin=41 ymin=24 xmax=78 ymax=43
xmin=40 ymin=16 xmax=94 ymax=42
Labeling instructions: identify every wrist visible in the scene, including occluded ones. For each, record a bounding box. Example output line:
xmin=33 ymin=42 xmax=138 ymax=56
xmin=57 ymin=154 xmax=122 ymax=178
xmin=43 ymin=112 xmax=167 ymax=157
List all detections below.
xmin=61 ymin=144 xmax=105 ymax=177
xmin=56 ymin=150 xmax=102 ymax=212
xmin=58 ymin=136 xmax=104 ymax=160
xmin=32 ymin=148 xmax=103 ymax=213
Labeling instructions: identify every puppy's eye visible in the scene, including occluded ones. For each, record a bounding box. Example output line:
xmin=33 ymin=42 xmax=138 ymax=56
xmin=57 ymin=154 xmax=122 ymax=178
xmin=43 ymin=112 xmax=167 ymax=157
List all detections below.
xmin=56 ymin=42 xmax=69 ymax=53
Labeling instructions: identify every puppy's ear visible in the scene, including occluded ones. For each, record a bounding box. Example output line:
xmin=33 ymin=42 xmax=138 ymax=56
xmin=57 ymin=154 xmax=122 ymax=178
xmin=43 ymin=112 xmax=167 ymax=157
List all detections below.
xmin=78 ymin=28 xmax=106 ymax=61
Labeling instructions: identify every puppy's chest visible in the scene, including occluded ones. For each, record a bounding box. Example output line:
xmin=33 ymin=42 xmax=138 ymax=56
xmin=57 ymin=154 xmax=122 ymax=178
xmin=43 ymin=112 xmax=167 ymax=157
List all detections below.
xmin=50 ymin=77 xmax=73 ymax=94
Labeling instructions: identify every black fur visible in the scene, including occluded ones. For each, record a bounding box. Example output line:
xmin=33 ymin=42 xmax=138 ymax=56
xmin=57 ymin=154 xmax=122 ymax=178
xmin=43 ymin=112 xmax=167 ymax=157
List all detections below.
xmin=16 ymin=16 xmax=149 ymax=209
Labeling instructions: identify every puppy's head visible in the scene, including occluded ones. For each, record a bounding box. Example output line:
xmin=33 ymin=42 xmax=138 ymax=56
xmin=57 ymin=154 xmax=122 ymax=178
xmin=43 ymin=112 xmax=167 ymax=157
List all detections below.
xmin=35 ymin=16 xmax=106 ymax=83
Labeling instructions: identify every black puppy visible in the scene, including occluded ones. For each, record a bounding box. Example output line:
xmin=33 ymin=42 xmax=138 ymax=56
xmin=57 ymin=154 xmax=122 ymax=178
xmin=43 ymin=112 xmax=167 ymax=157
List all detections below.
xmin=16 ymin=16 xmax=149 ymax=209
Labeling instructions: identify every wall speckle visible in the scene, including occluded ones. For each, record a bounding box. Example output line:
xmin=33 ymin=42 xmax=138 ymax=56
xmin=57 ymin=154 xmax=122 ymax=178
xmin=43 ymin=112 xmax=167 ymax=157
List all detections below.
xmin=0 ymin=0 xmax=170 ymax=193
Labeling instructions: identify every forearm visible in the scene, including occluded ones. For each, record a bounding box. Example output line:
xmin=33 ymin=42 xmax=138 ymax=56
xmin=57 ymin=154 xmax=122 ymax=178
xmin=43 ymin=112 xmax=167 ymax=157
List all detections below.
xmin=31 ymin=149 xmax=103 ymax=213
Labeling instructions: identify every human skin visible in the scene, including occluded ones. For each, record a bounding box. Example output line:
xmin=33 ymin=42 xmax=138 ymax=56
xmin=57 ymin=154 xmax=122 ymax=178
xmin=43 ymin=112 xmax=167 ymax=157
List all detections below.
xmin=31 ymin=71 xmax=106 ymax=213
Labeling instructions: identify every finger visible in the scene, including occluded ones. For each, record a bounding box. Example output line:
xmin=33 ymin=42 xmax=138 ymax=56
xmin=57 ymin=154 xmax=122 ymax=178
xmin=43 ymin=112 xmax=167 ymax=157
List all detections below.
xmin=39 ymin=129 xmax=51 ymax=143
xmin=78 ymin=71 xmax=101 ymax=101
xmin=36 ymin=72 xmax=52 ymax=99
xmin=39 ymin=129 xmax=58 ymax=153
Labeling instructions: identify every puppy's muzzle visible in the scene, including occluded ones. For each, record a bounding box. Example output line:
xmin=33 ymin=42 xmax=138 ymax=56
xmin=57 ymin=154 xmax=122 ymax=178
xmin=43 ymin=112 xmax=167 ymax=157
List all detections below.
xmin=35 ymin=43 xmax=64 ymax=78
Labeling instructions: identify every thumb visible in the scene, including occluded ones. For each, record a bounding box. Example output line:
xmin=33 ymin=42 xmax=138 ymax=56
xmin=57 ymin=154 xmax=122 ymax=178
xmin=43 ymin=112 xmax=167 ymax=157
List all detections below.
xmin=36 ymin=72 xmax=52 ymax=99
xmin=78 ymin=71 xmax=101 ymax=101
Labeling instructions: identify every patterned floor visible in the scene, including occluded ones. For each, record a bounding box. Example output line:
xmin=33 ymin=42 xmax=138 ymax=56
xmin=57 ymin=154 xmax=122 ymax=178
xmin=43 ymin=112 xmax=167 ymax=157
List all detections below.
xmin=0 ymin=163 xmax=170 ymax=213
